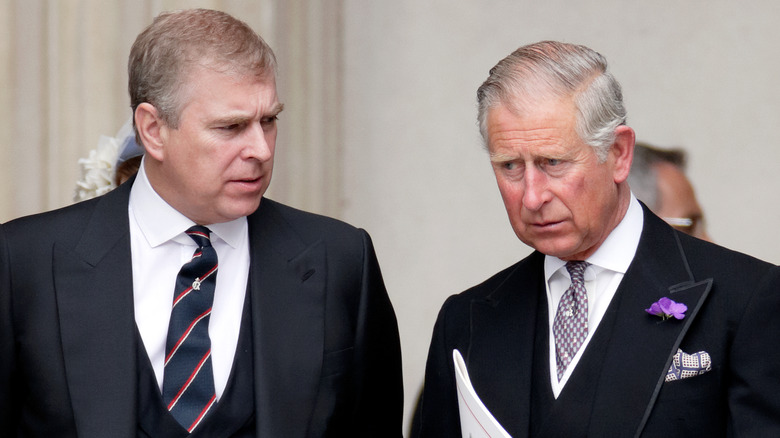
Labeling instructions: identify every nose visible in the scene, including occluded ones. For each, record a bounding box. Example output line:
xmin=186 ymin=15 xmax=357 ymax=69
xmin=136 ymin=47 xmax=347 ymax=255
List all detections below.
xmin=242 ymin=122 xmax=274 ymax=162
xmin=522 ymin=167 xmax=550 ymax=211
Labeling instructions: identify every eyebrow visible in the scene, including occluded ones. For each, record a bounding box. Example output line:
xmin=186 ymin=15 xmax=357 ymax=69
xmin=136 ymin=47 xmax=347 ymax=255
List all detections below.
xmin=268 ymin=102 xmax=285 ymax=116
xmin=211 ymin=102 xmax=285 ymax=126
xmin=489 ymin=151 xmax=519 ymax=163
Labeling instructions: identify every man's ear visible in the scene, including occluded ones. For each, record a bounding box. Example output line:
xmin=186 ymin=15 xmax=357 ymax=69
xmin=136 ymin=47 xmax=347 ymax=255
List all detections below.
xmin=134 ymin=103 xmax=166 ymax=161
xmin=611 ymin=125 xmax=635 ymax=184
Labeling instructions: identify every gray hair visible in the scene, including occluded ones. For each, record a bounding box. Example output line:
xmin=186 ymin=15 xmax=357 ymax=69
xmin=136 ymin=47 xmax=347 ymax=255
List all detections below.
xmin=476 ymin=41 xmax=626 ymax=162
xmin=628 ymin=142 xmax=687 ymax=210
xmin=128 ymin=9 xmax=277 ymax=136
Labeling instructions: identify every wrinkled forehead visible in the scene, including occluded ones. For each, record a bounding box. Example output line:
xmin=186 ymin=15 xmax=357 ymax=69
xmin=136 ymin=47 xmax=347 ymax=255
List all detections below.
xmin=486 ymin=100 xmax=583 ymax=160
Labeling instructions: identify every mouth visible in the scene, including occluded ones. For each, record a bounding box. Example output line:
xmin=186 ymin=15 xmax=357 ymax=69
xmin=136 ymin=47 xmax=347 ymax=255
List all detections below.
xmin=528 ymin=219 xmax=564 ymax=231
xmin=229 ymin=176 xmax=264 ymax=190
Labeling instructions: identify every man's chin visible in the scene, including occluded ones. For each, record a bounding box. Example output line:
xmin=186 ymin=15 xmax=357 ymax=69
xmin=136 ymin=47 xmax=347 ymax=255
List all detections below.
xmin=207 ymin=199 xmax=263 ymax=224
xmin=521 ymin=237 xmax=581 ymax=259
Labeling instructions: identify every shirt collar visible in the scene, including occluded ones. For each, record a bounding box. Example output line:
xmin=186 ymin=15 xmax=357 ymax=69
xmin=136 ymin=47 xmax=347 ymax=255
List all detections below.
xmin=544 ymin=194 xmax=644 ymax=280
xmin=129 ymin=159 xmax=247 ymax=248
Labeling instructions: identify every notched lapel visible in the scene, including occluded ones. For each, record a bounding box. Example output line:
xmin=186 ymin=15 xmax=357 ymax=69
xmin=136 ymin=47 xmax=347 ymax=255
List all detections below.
xmin=586 ymin=277 xmax=711 ymax=437
xmin=54 ymin=234 xmax=136 ymax=437
xmin=632 ymin=231 xmax=714 ymax=435
xmin=588 ymin=210 xmax=714 ymax=438
xmin=249 ymin=208 xmax=326 ymax=437
xmin=467 ymin=255 xmax=545 ymax=437
xmin=53 ymin=183 xmax=137 ymax=437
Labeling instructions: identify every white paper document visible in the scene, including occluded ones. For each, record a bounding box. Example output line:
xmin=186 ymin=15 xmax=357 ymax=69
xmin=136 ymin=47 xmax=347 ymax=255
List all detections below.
xmin=453 ymin=349 xmax=512 ymax=438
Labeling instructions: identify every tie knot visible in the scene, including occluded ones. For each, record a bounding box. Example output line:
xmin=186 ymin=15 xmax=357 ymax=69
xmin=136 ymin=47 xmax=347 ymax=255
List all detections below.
xmin=185 ymin=225 xmax=212 ymax=248
xmin=565 ymin=260 xmax=589 ymax=283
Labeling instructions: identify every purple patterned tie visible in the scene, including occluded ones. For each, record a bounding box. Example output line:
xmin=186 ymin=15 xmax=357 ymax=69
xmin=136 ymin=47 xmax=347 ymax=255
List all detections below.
xmin=163 ymin=226 xmax=218 ymax=432
xmin=552 ymin=261 xmax=589 ymax=381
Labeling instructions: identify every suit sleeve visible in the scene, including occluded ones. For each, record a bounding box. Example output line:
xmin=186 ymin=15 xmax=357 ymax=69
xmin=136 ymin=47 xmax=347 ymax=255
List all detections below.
xmin=727 ymin=265 xmax=780 ymax=434
xmin=412 ymin=296 xmax=463 ymax=437
xmin=349 ymin=230 xmax=404 ymax=436
xmin=0 ymin=224 xmax=20 ymax=430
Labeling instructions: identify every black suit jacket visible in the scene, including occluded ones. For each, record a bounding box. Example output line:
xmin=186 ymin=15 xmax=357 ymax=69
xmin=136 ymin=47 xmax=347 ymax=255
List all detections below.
xmin=0 ymin=179 xmax=403 ymax=437
xmin=414 ymin=205 xmax=780 ymax=437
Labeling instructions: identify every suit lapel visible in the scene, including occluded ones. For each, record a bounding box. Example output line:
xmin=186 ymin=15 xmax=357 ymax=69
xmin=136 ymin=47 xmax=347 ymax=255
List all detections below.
xmin=586 ymin=208 xmax=713 ymax=438
xmin=467 ymin=252 xmax=545 ymax=438
xmin=55 ymin=183 xmax=137 ymax=437
xmin=247 ymin=200 xmax=326 ymax=437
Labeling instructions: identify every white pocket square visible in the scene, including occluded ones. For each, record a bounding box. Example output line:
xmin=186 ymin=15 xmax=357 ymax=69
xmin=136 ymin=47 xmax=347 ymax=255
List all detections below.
xmin=665 ymin=348 xmax=712 ymax=382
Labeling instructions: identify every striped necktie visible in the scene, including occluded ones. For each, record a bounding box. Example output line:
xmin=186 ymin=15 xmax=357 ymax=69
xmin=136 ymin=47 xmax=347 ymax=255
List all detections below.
xmin=162 ymin=225 xmax=218 ymax=432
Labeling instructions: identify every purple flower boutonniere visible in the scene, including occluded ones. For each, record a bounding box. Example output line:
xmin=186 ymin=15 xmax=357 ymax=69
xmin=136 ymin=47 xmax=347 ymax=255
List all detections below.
xmin=645 ymin=297 xmax=687 ymax=321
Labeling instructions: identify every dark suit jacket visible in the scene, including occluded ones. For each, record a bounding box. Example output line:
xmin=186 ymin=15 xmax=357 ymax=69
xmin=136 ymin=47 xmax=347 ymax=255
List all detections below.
xmin=414 ymin=205 xmax=780 ymax=437
xmin=0 ymin=179 xmax=403 ymax=437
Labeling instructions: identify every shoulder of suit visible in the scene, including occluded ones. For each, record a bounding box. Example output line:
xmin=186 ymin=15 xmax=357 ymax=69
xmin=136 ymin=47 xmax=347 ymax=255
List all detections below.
xmin=252 ymin=197 xmax=367 ymax=240
xmin=4 ymin=182 xmax=129 ymax=251
xmin=642 ymin=205 xmax=775 ymax=274
xmin=451 ymin=251 xmax=544 ymax=302
xmin=676 ymin=231 xmax=776 ymax=278
xmin=4 ymin=194 xmax=102 ymax=240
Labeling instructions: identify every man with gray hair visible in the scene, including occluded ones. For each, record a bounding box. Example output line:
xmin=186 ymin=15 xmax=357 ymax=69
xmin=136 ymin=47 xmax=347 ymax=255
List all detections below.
xmin=414 ymin=41 xmax=780 ymax=437
xmin=629 ymin=142 xmax=711 ymax=241
xmin=1 ymin=9 xmax=402 ymax=437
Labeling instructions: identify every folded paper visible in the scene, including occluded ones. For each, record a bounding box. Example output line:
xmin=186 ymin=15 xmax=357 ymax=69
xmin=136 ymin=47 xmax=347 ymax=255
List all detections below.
xmin=453 ymin=349 xmax=512 ymax=437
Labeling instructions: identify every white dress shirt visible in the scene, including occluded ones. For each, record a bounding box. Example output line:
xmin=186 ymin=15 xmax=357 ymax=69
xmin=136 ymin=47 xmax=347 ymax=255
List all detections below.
xmin=545 ymin=195 xmax=644 ymax=398
xmin=129 ymin=161 xmax=250 ymax=400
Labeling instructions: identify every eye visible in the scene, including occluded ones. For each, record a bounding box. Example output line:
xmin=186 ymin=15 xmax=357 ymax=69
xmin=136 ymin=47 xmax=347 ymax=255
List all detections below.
xmin=539 ymin=157 xmax=568 ymax=177
xmin=261 ymin=115 xmax=279 ymax=126
xmin=495 ymin=160 xmax=524 ymax=179
xmin=218 ymin=123 xmax=244 ymax=132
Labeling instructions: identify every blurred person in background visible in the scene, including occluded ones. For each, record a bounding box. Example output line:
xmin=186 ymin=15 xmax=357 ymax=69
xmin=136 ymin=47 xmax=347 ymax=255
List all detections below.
xmin=628 ymin=142 xmax=711 ymax=241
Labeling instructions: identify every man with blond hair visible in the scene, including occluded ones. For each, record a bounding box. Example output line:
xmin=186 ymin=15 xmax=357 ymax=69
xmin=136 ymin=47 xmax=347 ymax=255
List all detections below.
xmin=1 ymin=9 xmax=402 ymax=437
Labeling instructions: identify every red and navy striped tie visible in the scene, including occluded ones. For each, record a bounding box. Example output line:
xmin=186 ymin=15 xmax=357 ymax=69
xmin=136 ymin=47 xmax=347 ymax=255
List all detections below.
xmin=163 ymin=225 xmax=218 ymax=432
